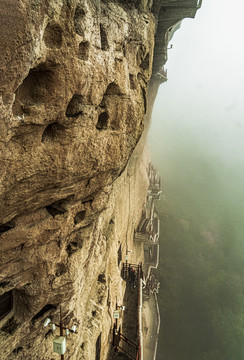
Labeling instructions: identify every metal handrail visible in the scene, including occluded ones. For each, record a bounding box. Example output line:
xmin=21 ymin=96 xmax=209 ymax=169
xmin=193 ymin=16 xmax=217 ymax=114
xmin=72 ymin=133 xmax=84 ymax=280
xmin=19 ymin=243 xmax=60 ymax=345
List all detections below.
xmin=117 ymin=263 xmax=144 ymax=360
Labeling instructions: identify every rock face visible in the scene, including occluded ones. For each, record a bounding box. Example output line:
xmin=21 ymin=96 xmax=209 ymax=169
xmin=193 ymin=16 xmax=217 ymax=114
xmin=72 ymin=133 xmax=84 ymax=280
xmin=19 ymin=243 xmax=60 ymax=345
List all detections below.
xmin=0 ymin=1 xmax=200 ymax=359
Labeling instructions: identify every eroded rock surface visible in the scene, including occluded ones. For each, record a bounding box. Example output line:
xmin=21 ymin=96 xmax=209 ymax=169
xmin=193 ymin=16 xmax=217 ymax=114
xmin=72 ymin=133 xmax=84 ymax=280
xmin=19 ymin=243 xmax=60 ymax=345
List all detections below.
xmin=0 ymin=1 xmax=200 ymax=359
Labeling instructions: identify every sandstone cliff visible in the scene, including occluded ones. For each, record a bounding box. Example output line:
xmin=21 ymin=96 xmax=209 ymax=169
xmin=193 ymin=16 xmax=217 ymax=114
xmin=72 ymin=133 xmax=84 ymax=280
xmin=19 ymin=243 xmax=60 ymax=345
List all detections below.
xmin=0 ymin=1 xmax=200 ymax=359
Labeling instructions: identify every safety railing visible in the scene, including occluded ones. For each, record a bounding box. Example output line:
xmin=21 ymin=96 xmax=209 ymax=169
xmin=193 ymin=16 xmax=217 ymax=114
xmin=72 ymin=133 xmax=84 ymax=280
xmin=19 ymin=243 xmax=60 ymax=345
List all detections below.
xmin=115 ymin=263 xmax=144 ymax=360
xmin=121 ymin=262 xmax=142 ymax=281
xmin=116 ymin=331 xmax=138 ymax=360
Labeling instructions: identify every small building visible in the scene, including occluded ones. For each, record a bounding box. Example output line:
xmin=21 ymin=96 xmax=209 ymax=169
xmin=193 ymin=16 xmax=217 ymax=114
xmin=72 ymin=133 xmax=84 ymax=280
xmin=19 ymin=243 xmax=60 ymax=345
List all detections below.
xmin=134 ymin=212 xmax=160 ymax=244
xmin=136 ymin=195 xmax=154 ymax=235
xmin=148 ymin=163 xmax=161 ymax=200
xmin=154 ymin=67 xmax=168 ymax=83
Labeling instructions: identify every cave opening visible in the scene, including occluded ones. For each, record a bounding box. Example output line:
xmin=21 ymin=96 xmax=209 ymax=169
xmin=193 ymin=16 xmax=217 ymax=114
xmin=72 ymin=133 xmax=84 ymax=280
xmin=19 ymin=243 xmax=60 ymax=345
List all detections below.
xmin=43 ymin=23 xmax=63 ymax=48
xmin=66 ymin=94 xmax=84 ymax=118
xmin=45 ymin=198 xmax=70 ymax=217
xmin=141 ymin=86 xmax=147 ymax=114
xmin=12 ymin=62 xmax=56 ymax=116
xmin=96 ymin=333 xmax=102 ymax=360
xmin=97 ymin=273 xmax=106 ymax=283
xmin=117 ymin=244 xmax=122 ymax=267
xmin=107 ymin=287 xmax=110 ymax=307
xmin=74 ymin=210 xmax=86 ymax=224
xmin=46 ymin=205 xmax=64 ymax=217
xmin=100 ymin=24 xmax=109 ymax=51
xmin=0 ymin=281 xmax=10 ymax=289
xmin=0 ymin=221 xmax=15 ymax=236
xmin=42 ymin=122 xmax=65 ymax=143
xmin=96 ymin=112 xmax=109 ymax=130
xmin=78 ymin=41 xmax=90 ymax=61
xmin=74 ymin=5 xmax=85 ymax=36
xmin=0 ymin=290 xmax=13 ymax=320
xmin=12 ymin=347 xmax=23 ymax=355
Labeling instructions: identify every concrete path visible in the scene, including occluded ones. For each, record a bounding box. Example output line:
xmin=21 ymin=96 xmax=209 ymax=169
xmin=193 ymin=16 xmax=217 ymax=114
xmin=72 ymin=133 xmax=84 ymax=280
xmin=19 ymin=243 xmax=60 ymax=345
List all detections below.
xmin=142 ymin=293 xmax=159 ymax=360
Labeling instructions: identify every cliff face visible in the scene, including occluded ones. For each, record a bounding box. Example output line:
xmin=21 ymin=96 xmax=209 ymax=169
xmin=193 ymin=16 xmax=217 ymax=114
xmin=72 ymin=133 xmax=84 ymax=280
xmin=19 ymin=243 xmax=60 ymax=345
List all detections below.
xmin=0 ymin=0 xmax=156 ymax=223
xmin=0 ymin=1 xmax=200 ymax=359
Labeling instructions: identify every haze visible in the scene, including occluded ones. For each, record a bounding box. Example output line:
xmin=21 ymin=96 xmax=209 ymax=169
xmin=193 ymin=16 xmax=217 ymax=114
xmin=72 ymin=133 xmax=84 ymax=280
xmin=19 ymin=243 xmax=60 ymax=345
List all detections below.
xmin=150 ymin=0 xmax=244 ymax=359
xmin=150 ymin=0 xmax=244 ymax=166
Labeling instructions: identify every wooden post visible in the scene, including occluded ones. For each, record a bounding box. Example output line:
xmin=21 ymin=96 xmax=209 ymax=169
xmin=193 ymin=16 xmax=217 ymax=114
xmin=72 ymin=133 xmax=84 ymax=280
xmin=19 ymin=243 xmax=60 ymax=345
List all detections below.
xmin=60 ymin=307 xmax=64 ymax=360
xmin=115 ymin=297 xmax=118 ymax=331
xmin=112 ymin=324 xmax=116 ymax=348
xmin=114 ymin=297 xmax=119 ymax=352
xmin=126 ymin=244 xmax=128 ymax=279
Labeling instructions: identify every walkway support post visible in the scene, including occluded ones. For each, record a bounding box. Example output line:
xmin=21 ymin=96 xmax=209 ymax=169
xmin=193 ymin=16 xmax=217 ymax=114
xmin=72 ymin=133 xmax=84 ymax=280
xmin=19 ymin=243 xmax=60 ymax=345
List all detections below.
xmin=60 ymin=307 xmax=64 ymax=360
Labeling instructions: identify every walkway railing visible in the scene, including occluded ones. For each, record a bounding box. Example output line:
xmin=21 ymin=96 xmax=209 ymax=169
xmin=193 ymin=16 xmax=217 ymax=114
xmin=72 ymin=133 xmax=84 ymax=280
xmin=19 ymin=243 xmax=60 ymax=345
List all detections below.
xmin=113 ymin=263 xmax=144 ymax=360
xmin=144 ymin=274 xmax=160 ymax=297
xmin=153 ymin=292 xmax=161 ymax=360
xmin=113 ymin=328 xmax=138 ymax=360
xmin=137 ymin=269 xmax=143 ymax=360
xmin=121 ymin=262 xmax=143 ymax=281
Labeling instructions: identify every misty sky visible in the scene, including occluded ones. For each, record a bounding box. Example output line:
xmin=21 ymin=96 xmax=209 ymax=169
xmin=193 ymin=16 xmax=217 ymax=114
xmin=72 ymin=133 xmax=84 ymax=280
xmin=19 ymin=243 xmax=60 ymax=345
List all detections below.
xmin=149 ymin=0 xmax=244 ymax=168
xmin=150 ymin=3 xmax=244 ymax=358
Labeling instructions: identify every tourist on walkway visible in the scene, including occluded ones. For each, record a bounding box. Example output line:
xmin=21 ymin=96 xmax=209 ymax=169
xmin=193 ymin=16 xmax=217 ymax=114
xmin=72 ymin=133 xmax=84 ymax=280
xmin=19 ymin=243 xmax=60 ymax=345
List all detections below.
xmin=130 ymin=268 xmax=136 ymax=288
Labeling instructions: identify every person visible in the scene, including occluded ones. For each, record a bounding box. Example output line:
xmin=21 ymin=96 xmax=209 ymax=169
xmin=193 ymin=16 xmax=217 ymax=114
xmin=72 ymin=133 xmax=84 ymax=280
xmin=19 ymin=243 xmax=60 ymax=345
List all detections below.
xmin=130 ymin=268 xmax=136 ymax=288
xmin=128 ymin=265 xmax=132 ymax=280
